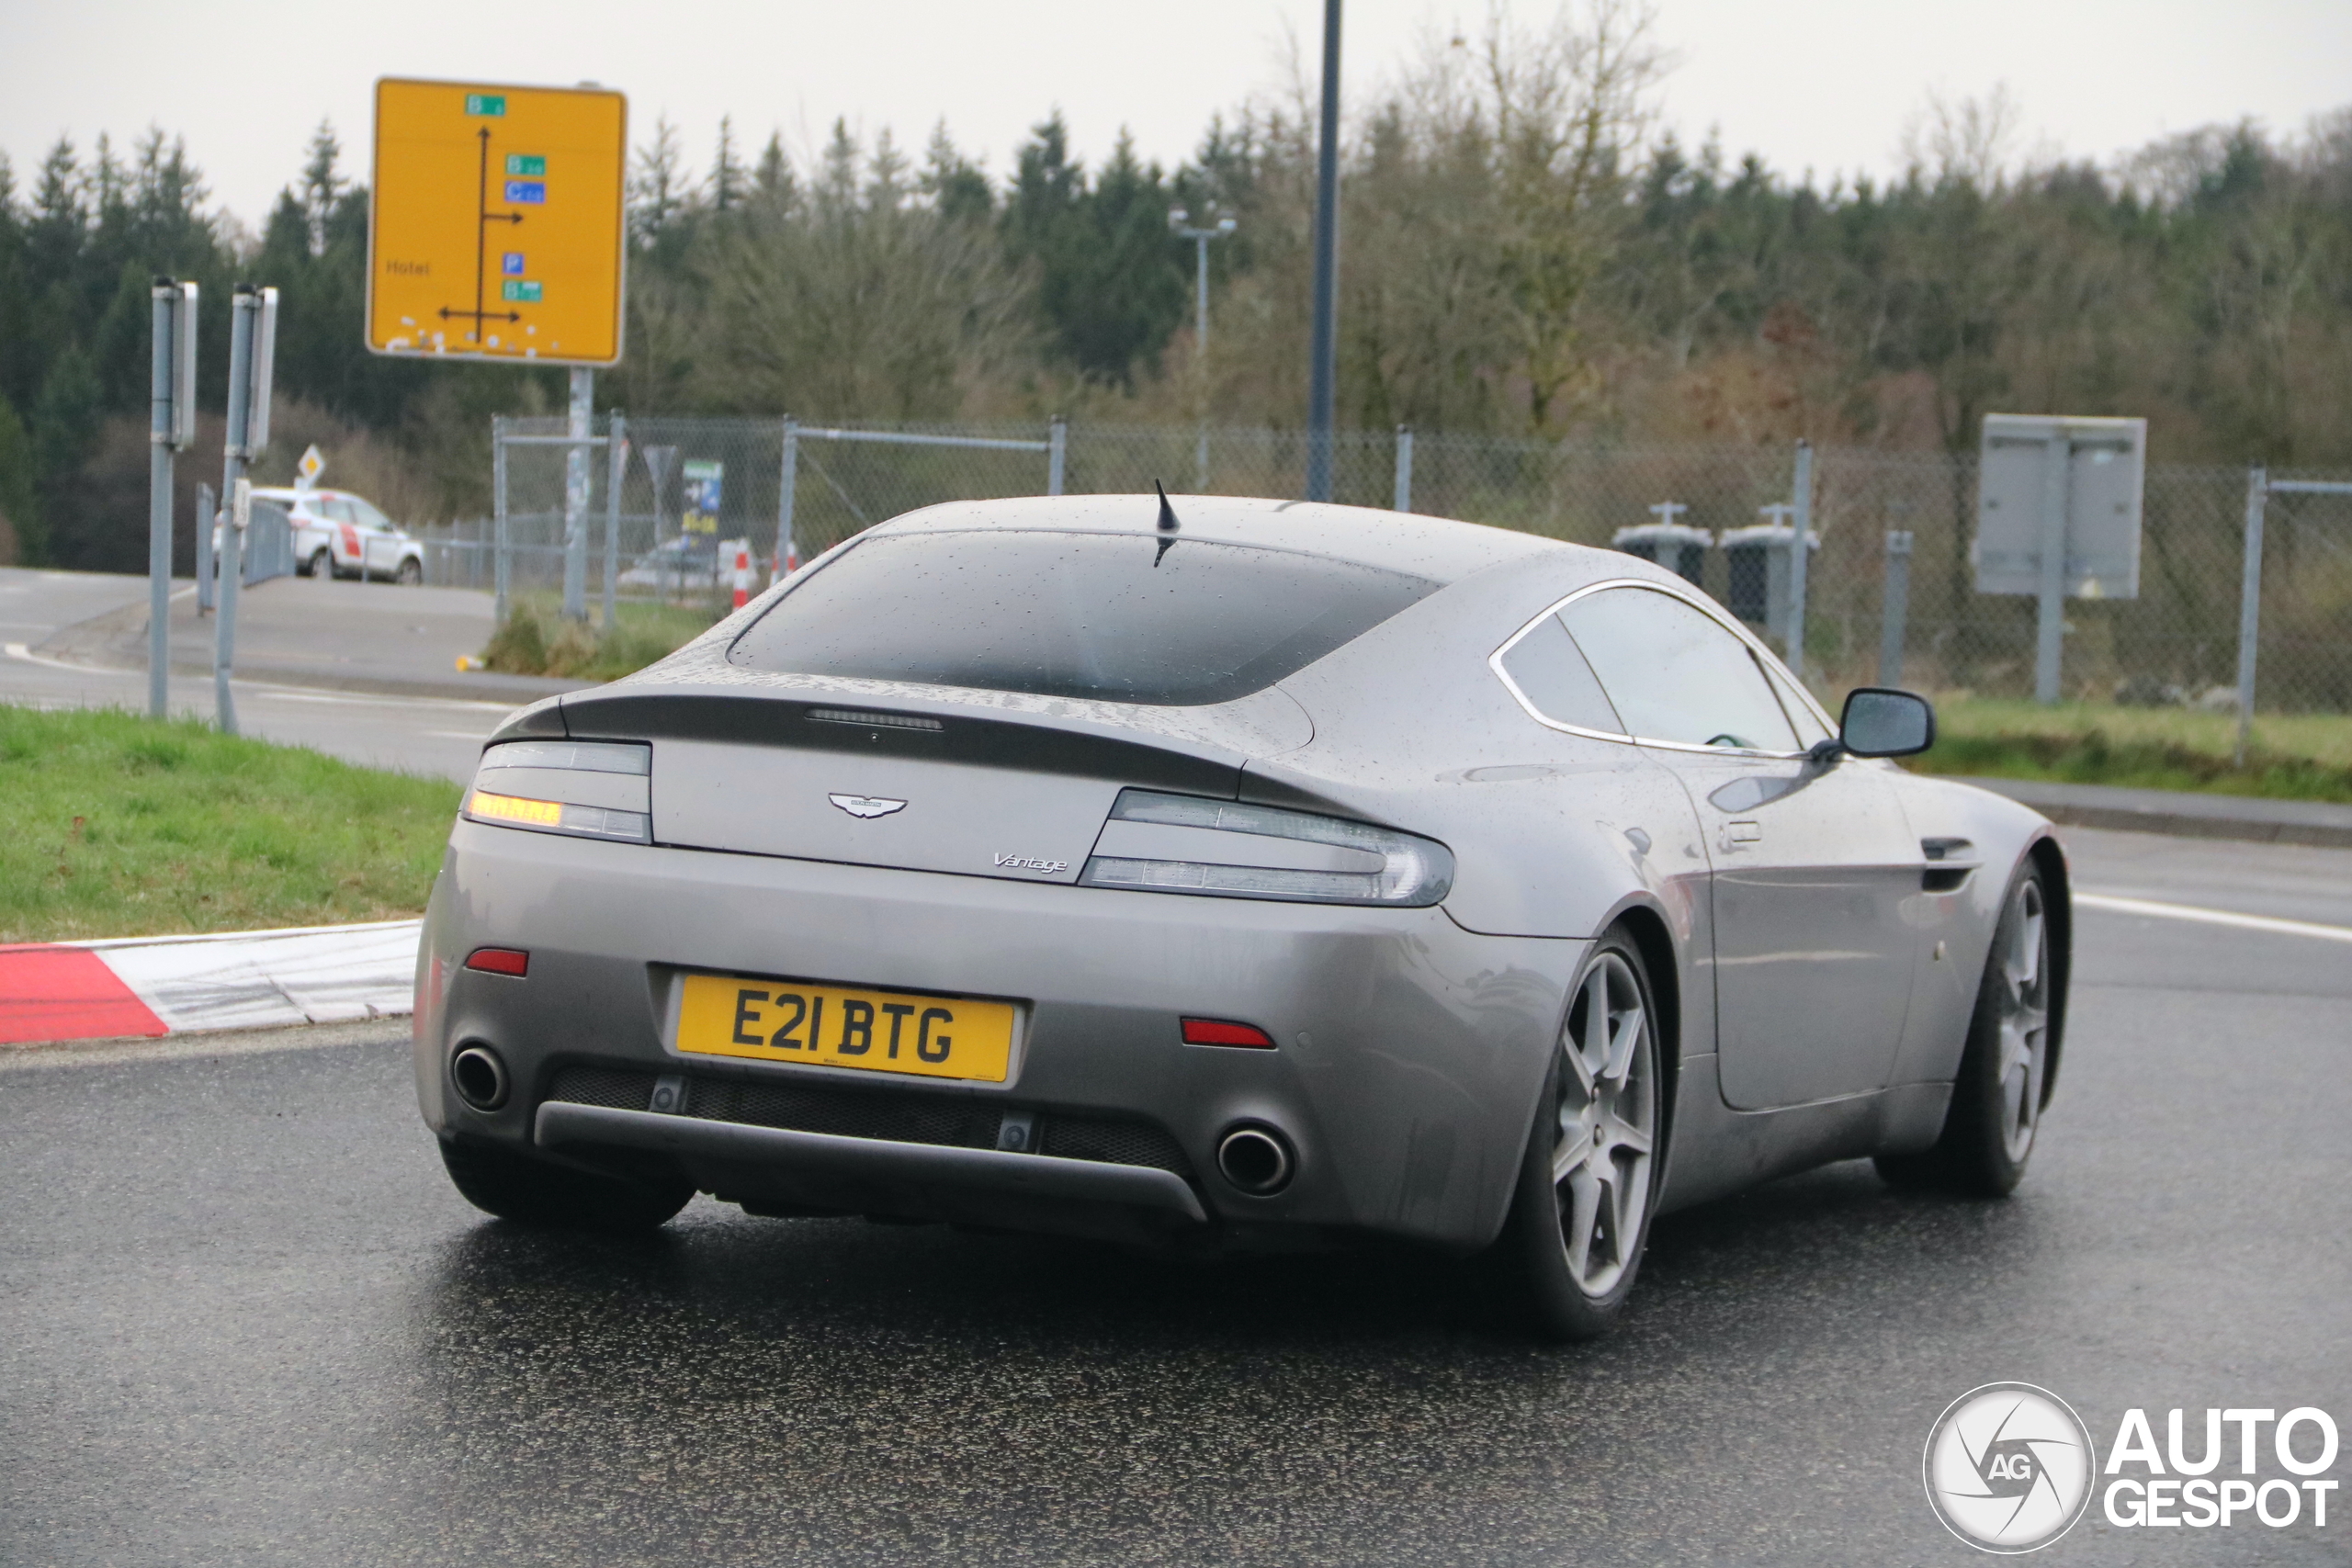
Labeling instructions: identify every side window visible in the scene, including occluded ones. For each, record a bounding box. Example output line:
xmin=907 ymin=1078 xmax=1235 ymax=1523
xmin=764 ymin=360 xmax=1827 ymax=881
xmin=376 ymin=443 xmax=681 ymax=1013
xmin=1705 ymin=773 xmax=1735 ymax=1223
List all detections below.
xmin=1762 ymin=660 xmax=1832 ymax=749
xmin=1560 ymin=587 xmax=1801 ymax=753
xmin=320 ymin=497 xmax=356 ymax=525
xmin=345 ymin=497 xmax=393 ymax=532
xmin=1496 ymin=614 xmax=1624 ymax=735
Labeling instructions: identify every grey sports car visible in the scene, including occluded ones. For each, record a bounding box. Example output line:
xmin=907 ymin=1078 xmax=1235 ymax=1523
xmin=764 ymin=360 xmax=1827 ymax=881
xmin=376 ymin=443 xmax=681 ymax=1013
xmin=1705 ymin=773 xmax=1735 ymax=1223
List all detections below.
xmin=415 ymin=493 xmax=2069 ymax=1338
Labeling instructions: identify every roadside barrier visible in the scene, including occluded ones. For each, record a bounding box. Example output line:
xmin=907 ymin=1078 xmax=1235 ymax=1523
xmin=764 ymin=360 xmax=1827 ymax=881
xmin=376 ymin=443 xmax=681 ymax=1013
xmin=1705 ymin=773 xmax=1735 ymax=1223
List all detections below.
xmin=0 ymin=919 xmax=419 ymax=1046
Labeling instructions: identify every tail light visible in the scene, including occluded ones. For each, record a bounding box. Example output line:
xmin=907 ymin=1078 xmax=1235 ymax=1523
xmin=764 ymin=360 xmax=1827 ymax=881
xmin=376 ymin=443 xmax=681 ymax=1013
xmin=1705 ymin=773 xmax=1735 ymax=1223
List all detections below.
xmin=462 ymin=739 xmax=652 ymax=844
xmin=1080 ymin=789 xmax=1453 ymax=907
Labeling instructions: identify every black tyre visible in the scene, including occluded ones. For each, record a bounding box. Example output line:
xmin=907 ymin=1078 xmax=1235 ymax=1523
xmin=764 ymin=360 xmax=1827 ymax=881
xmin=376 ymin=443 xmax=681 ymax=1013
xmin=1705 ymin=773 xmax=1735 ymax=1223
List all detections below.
xmin=438 ymin=1138 xmax=693 ymax=1233
xmin=397 ymin=557 xmax=423 ymax=585
xmin=310 ymin=548 xmax=335 ymax=581
xmin=1876 ymin=862 xmax=2053 ymax=1197
xmin=1499 ymin=928 xmax=1665 ymax=1341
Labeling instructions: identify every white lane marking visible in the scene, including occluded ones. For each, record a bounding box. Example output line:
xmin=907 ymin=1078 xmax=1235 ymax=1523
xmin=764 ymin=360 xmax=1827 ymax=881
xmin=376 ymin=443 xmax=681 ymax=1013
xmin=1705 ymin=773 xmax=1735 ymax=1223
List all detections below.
xmin=6 ymin=641 xmax=130 ymax=673
xmin=251 ymin=687 xmax=515 ymax=713
xmin=2076 ymin=892 xmax=2352 ymax=945
xmin=2 ymin=646 xmax=517 ymax=716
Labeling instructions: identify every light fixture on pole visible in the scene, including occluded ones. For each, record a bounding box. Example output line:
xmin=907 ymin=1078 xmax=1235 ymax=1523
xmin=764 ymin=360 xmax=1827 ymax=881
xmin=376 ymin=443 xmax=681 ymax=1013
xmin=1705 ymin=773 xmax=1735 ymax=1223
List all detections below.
xmin=1168 ymin=207 xmax=1238 ymax=493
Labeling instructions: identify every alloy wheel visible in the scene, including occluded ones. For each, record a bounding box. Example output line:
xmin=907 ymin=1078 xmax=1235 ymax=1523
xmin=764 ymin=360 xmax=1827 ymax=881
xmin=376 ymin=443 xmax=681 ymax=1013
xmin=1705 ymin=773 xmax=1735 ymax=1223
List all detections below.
xmin=1551 ymin=950 xmax=1657 ymax=1298
xmin=1996 ymin=879 xmax=2050 ymax=1164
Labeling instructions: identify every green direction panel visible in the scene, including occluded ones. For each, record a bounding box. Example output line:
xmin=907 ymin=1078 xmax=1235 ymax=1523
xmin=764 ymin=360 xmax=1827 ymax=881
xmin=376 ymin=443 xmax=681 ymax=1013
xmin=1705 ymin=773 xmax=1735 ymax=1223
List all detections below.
xmin=465 ymin=94 xmax=507 ymax=117
xmin=502 ymin=280 xmax=544 ymax=303
xmin=504 ymin=154 xmax=546 ymax=176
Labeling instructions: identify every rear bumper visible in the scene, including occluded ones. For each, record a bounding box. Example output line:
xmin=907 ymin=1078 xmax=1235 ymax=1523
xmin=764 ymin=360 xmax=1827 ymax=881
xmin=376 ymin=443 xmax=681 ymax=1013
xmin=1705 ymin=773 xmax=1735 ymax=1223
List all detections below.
xmin=417 ymin=819 xmax=1583 ymax=1251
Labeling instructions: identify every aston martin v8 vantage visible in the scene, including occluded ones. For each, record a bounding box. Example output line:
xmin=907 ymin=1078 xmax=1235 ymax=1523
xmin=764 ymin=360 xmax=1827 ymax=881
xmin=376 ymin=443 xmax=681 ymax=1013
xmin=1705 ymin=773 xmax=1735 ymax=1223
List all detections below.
xmin=415 ymin=494 xmax=2069 ymax=1338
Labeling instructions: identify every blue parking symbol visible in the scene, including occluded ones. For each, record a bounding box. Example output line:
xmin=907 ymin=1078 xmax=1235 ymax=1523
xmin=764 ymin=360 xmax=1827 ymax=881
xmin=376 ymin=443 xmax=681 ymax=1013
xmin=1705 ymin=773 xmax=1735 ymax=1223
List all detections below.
xmin=502 ymin=253 xmax=525 ymax=276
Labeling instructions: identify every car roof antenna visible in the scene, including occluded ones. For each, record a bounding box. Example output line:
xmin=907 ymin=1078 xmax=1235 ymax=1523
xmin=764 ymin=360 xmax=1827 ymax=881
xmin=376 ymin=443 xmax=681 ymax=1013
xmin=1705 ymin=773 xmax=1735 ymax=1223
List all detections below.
xmin=1153 ymin=480 xmax=1182 ymax=566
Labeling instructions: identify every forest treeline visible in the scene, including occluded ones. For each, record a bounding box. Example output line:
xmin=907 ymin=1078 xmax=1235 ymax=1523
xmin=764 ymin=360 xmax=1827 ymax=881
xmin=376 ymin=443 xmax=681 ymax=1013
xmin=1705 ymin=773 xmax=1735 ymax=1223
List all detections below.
xmin=3 ymin=5 xmax=2348 ymax=571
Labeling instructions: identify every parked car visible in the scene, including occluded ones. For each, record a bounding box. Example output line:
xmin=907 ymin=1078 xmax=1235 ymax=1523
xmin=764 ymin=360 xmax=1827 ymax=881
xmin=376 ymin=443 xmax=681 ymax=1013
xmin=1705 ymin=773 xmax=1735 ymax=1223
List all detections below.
xmin=418 ymin=494 xmax=2069 ymax=1340
xmin=250 ymin=486 xmax=424 ymax=583
xmin=616 ymin=535 xmax=720 ymax=591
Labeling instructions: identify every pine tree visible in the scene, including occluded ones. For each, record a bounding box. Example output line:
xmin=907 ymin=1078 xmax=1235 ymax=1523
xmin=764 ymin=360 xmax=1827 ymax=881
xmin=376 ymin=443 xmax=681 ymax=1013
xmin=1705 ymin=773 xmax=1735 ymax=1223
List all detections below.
xmin=710 ymin=117 xmax=742 ymax=213
xmin=0 ymin=393 xmax=39 ymax=564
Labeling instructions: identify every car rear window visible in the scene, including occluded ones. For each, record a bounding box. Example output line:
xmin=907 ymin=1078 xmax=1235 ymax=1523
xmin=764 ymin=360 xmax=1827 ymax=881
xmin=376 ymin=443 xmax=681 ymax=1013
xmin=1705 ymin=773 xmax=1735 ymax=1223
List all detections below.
xmin=728 ymin=529 xmax=1441 ymax=705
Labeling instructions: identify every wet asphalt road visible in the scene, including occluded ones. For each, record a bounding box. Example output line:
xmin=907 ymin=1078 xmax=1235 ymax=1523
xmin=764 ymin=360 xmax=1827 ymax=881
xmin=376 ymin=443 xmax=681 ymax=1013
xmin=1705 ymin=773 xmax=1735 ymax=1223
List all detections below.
xmin=5 ymin=829 xmax=2349 ymax=1566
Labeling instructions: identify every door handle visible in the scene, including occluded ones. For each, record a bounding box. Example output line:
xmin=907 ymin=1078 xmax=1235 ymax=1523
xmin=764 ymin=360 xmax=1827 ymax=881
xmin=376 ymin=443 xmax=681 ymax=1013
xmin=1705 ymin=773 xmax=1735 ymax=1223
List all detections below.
xmin=1719 ymin=819 xmax=1762 ymax=852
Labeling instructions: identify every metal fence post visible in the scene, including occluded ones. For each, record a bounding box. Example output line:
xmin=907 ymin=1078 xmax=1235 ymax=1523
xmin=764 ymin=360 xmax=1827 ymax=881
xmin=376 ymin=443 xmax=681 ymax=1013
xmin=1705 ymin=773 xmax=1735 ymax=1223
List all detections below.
xmin=492 ymin=416 xmax=511 ymax=625
xmin=777 ymin=417 xmax=798 ymax=576
xmin=1047 ymin=417 xmax=1067 ymax=497
xmin=1786 ymin=440 xmax=1814 ymax=681
xmin=604 ymin=412 xmax=626 ymax=628
xmin=2033 ymin=431 xmax=2071 ymax=704
xmin=1880 ymin=530 xmax=1914 ymax=687
xmin=1393 ymin=424 xmax=1414 ymax=513
xmin=2234 ymin=467 xmax=2267 ymax=767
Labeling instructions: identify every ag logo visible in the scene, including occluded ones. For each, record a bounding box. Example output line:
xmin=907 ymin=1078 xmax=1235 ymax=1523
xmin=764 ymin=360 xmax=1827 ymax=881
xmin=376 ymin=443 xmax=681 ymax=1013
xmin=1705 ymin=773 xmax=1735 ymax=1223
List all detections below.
xmin=1924 ymin=1382 xmax=2098 ymax=1553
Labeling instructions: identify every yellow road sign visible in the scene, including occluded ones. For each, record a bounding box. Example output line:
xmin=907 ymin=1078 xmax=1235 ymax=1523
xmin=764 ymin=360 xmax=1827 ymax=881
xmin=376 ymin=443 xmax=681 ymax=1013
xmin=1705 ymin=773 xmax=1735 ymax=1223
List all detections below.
xmin=368 ymin=78 xmax=627 ymax=366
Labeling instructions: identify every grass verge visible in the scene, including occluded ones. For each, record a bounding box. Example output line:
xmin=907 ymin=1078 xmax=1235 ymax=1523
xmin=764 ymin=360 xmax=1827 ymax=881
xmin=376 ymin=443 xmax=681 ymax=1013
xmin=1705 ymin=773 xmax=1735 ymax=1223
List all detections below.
xmin=479 ymin=594 xmax=718 ymax=681
xmin=1911 ymin=696 xmax=2352 ymax=803
xmin=0 ymin=705 xmax=462 ymax=943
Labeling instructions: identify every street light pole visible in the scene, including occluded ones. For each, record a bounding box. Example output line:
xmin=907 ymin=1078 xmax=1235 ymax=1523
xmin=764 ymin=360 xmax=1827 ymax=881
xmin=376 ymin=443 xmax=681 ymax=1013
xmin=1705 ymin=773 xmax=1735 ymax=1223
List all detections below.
xmin=1168 ymin=208 xmax=1237 ymax=493
xmin=1306 ymin=0 xmax=1343 ymax=502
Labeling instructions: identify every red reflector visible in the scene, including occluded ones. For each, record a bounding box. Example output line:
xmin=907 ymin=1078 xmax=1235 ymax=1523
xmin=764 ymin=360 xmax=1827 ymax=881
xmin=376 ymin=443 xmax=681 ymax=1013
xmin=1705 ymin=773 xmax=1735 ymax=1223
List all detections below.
xmin=464 ymin=948 xmax=529 ymax=976
xmin=1181 ymin=1017 xmax=1276 ymax=1048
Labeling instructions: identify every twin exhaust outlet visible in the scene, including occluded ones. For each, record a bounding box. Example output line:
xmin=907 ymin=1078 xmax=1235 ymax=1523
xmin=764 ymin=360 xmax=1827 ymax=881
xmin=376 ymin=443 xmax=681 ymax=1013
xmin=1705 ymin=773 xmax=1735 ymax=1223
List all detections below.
xmin=451 ymin=1039 xmax=1297 ymax=1198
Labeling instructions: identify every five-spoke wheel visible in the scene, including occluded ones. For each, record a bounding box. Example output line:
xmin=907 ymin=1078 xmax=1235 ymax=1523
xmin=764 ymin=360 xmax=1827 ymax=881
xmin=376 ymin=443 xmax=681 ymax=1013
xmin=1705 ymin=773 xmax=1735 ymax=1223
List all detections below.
xmin=1993 ymin=875 xmax=2050 ymax=1167
xmin=1877 ymin=859 xmax=2056 ymax=1196
xmin=1505 ymin=929 xmax=1663 ymax=1340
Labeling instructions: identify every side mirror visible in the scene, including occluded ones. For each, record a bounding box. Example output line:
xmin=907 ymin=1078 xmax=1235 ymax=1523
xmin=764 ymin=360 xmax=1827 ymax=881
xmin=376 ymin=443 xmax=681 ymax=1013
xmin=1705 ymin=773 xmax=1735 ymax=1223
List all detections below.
xmin=1838 ymin=687 xmax=1936 ymax=758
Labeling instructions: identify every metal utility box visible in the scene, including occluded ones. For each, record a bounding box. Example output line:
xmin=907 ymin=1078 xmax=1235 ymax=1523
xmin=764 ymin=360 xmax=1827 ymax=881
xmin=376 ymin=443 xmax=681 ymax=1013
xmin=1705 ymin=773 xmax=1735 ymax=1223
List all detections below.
xmin=1719 ymin=523 xmax=1819 ymax=642
xmin=1975 ymin=414 xmax=2145 ymax=601
xmin=1610 ymin=522 xmax=1713 ymax=586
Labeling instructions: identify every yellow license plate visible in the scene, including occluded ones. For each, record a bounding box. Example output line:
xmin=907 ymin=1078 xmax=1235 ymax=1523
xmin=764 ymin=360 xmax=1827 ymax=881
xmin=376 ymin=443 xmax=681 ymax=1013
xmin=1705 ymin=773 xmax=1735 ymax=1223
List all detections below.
xmin=675 ymin=973 xmax=1017 ymax=1083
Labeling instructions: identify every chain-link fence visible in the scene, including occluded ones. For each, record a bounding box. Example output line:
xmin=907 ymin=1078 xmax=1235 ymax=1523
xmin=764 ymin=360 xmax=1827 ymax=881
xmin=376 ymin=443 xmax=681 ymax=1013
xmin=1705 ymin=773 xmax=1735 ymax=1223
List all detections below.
xmin=453 ymin=412 xmax=2350 ymax=717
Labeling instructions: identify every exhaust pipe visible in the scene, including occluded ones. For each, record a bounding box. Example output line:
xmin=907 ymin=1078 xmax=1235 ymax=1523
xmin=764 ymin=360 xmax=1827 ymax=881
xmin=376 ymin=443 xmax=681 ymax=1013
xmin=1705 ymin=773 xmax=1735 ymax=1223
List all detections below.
xmin=450 ymin=1043 xmax=511 ymax=1111
xmin=1216 ymin=1124 xmax=1295 ymax=1195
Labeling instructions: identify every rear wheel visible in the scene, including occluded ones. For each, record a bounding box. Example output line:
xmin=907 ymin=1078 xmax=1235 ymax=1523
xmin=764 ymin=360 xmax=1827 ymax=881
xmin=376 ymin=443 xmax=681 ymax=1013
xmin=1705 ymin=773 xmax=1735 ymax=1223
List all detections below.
xmin=310 ymin=548 xmax=334 ymax=581
xmin=438 ymin=1138 xmax=693 ymax=1233
xmin=1500 ymin=930 xmax=1663 ymax=1341
xmin=1876 ymin=863 xmax=2052 ymax=1196
xmin=396 ymin=557 xmax=423 ymax=586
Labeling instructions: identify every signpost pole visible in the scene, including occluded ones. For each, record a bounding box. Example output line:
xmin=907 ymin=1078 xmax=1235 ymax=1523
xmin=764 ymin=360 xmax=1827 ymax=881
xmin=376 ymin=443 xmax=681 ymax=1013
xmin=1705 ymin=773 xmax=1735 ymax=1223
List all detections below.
xmin=214 ymin=288 xmax=260 ymax=737
xmin=1047 ymin=417 xmax=1067 ymax=497
xmin=563 ymin=367 xmax=593 ymax=620
xmin=148 ymin=281 xmax=181 ymax=718
xmin=1393 ymin=425 xmax=1414 ymax=513
xmin=2233 ymin=467 xmax=2267 ymax=767
xmin=492 ymin=415 xmax=511 ymax=624
xmin=2033 ymin=432 xmax=2072 ymax=704
xmin=195 ymin=484 xmax=215 ymax=615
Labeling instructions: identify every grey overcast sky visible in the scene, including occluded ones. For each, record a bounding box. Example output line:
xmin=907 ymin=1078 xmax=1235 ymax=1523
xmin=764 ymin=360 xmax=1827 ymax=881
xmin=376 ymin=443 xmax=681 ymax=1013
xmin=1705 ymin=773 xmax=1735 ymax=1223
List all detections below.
xmin=3 ymin=0 xmax=2347 ymax=225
